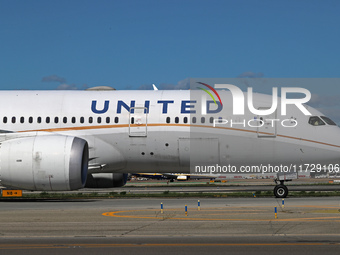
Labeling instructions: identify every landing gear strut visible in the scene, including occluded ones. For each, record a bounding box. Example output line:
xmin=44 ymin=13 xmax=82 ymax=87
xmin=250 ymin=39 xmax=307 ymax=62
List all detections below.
xmin=273 ymin=180 xmax=289 ymax=198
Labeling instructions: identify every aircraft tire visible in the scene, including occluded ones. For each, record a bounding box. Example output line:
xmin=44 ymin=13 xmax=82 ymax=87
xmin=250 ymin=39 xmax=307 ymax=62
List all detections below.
xmin=274 ymin=184 xmax=288 ymax=198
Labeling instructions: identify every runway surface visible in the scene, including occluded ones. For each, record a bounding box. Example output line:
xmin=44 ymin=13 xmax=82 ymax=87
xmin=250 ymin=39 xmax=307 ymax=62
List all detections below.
xmin=1 ymin=197 xmax=340 ymax=254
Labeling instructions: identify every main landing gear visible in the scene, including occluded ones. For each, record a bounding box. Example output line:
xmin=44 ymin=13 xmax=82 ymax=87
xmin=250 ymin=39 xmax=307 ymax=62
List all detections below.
xmin=273 ymin=180 xmax=289 ymax=198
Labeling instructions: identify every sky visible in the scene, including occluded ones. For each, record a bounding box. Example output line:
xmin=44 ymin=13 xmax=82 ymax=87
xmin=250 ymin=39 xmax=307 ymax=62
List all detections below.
xmin=1 ymin=0 xmax=340 ymax=120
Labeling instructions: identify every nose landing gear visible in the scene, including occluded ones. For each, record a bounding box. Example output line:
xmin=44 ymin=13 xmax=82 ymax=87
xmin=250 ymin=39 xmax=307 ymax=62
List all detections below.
xmin=274 ymin=180 xmax=289 ymax=198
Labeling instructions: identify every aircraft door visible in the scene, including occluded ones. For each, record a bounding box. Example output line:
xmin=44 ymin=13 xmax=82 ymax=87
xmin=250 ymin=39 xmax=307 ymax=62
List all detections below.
xmin=257 ymin=107 xmax=277 ymax=138
xmin=129 ymin=107 xmax=148 ymax=137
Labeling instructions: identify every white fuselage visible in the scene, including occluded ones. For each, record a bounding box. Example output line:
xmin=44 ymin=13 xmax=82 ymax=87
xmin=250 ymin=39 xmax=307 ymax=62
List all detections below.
xmin=0 ymin=90 xmax=340 ymax=176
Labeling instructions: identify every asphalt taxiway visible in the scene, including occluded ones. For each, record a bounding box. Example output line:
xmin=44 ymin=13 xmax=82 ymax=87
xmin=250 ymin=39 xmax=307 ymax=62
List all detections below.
xmin=0 ymin=197 xmax=340 ymax=254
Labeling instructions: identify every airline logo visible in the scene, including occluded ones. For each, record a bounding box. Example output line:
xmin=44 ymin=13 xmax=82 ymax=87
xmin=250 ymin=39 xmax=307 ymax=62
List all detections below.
xmin=91 ymin=83 xmax=311 ymax=117
xmin=196 ymin=82 xmax=223 ymax=106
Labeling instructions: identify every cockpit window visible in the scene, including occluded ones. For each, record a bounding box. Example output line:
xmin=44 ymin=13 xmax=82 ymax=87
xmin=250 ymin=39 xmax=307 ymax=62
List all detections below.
xmin=320 ymin=116 xmax=337 ymax=126
xmin=308 ymin=116 xmax=325 ymax=126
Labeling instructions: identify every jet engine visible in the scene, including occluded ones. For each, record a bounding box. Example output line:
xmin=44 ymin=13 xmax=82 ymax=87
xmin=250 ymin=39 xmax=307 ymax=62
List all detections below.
xmin=0 ymin=135 xmax=88 ymax=191
xmin=85 ymin=173 xmax=128 ymax=188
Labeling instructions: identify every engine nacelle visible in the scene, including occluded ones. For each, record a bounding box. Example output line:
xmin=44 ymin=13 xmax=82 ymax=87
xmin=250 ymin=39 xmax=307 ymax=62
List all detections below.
xmin=0 ymin=135 xmax=88 ymax=191
xmin=85 ymin=173 xmax=128 ymax=188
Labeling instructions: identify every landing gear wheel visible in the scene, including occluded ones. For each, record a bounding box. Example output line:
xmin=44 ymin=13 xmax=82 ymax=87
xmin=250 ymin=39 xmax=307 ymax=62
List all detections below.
xmin=274 ymin=184 xmax=288 ymax=198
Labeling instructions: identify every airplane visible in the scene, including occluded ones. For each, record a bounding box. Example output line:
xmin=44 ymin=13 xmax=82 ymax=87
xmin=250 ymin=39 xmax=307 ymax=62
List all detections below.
xmin=0 ymin=85 xmax=339 ymax=198
xmin=133 ymin=172 xmax=218 ymax=181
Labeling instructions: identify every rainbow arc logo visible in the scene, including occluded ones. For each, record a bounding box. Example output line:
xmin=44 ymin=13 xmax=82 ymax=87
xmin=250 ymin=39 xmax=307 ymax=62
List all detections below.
xmin=196 ymin=82 xmax=223 ymax=106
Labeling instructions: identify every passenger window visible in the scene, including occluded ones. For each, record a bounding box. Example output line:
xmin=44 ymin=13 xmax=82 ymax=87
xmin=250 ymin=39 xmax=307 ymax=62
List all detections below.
xmin=63 ymin=117 xmax=67 ymax=124
xmin=3 ymin=117 xmax=7 ymax=123
xmin=115 ymin=117 xmax=119 ymax=123
xmin=201 ymin=117 xmax=205 ymax=124
xmin=20 ymin=117 xmax=24 ymax=123
xmin=29 ymin=117 xmax=33 ymax=123
xmin=46 ymin=117 xmax=50 ymax=124
xmin=192 ymin=117 xmax=196 ymax=124
xmin=97 ymin=117 xmax=102 ymax=124
xmin=166 ymin=117 xmax=170 ymax=123
xmin=183 ymin=117 xmax=188 ymax=123
xmin=54 ymin=117 xmax=59 ymax=124
xmin=89 ymin=117 xmax=93 ymax=123
xmin=131 ymin=117 xmax=134 ymax=124
xmin=175 ymin=117 xmax=179 ymax=123
xmin=80 ymin=117 xmax=84 ymax=124
xmin=308 ymin=116 xmax=325 ymax=126
xmin=210 ymin=117 xmax=214 ymax=123
xmin=106 ymin=117 xmax=110 ymax=124
xmin=37 ymin=117 xmax=42 ymax=123
xmin=320 ymin=116 xmax=336 ymax=125
xmin=72 ymin=117 xmax=76 ymax=124
xmin=12 ymin=117 xmax=16 ymax=124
